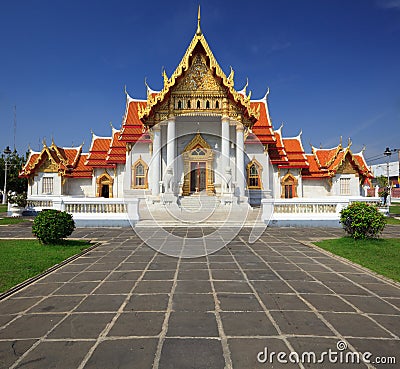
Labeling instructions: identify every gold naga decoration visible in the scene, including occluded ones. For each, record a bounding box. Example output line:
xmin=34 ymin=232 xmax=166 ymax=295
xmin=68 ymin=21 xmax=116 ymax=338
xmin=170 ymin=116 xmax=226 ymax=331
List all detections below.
xmin=137 ymin=6 xmax=260 ymax=126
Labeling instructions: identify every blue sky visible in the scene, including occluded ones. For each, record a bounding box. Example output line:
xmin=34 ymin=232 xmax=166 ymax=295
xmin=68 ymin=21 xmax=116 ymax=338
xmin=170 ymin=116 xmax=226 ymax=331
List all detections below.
xmin=0 ymin=0 xmax=399 ymax=165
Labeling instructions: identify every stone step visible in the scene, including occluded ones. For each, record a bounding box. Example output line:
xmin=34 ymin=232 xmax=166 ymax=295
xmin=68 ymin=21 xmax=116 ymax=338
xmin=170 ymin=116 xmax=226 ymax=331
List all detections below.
xmin=179 ymin=196 xmax=220 ymax=211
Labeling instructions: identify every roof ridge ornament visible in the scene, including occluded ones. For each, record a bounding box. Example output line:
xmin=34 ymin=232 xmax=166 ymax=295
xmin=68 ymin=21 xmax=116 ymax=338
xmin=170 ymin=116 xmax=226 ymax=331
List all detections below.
xmin=196 ymin=5 xmax=202 ymax=35
xmin=347 ymin=137 xmax=352 ymax=148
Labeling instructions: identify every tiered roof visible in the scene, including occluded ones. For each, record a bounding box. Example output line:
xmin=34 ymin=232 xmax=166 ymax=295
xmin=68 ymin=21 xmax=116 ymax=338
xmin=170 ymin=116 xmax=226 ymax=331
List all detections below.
xmin=118 ymin=94 xmax=146 ymax=143
xmin=107 ymin=126 xmax=126 ymax=164
xmin=19 ymin=9 xmax=373 ymax=185
xmin=19 ymin=142 xmax=92 ymax=178
xmin=281 ymin=133 xmax=309 ymax=169
xmin=85 ymin=133 xmax=112 ymax=168
xmin=302 ymin=141 xmax=372 ymax=181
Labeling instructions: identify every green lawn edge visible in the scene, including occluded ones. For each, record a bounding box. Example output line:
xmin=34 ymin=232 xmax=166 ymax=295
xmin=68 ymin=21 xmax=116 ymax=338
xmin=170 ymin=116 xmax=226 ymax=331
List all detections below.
xmin=0 ymin=239 xmax=92 ymax=293
xmin=314 ymin=237 xmax=400 ymax=282
xmin=0 ymin=217 xmax=29 ymax=225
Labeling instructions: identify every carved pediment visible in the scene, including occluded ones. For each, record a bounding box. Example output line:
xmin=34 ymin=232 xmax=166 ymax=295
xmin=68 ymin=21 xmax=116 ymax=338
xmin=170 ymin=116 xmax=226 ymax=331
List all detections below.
xmin=39 ymin=158 xmax=58 ymax=173
xmin=337 ymin=158 xmax=357 ymax=174
xmin=173 ymin=54 xmax=225 ymax=94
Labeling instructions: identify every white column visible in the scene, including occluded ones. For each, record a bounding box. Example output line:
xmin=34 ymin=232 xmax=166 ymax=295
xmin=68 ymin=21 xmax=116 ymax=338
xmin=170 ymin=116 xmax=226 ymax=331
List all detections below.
xmin=151 ymin=126 xmax=161 ymax=195
xmin=166 ymin=117 xmax=176 ymax=170
xmin=221 ymin=116 xmax=230 ymax=169
xmin=236 ymin=124 xmax=245 ymax=196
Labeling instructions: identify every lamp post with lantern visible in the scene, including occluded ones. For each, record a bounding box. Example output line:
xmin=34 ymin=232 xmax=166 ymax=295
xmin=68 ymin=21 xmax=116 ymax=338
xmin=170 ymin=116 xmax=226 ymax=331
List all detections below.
xmin=383 ymin=147 xmax=399 ymax=207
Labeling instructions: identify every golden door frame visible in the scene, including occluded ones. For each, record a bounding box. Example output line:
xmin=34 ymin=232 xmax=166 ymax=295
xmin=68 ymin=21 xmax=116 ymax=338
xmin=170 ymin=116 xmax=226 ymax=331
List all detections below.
xmin=96 ymin=171 xmax=114 ymax=198
xmin=182 ymin=132 xmax=215 ymax=196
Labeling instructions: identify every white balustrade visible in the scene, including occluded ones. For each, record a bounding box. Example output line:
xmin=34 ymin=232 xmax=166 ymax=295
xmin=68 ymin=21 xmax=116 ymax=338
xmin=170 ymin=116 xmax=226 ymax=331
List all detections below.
xmin=262 ymin=197 xmax=381 ymax=227
xmin=26 ymin=196 xmax=139 ymax=227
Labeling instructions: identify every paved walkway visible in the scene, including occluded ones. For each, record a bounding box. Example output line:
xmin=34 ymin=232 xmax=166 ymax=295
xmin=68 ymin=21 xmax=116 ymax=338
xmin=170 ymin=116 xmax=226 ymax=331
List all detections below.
xmin=0 ymin=224 xmax=399 ymax=368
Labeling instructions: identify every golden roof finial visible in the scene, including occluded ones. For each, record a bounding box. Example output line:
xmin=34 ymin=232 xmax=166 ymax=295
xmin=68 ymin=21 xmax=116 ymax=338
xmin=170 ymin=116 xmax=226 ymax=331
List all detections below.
xmin=196 ymin=5 xmax=202 ymax=35
xmin=347 ymin=137 xmax=352 ymax=148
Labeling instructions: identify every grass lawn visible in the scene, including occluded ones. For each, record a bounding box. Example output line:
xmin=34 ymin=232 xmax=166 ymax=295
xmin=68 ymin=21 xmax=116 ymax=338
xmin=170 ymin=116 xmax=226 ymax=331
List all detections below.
xmin=0 ymin=204 xmax=7 ymax=213
xmin=0 ymin=239 xmax=92 ymax=293
xmin=386 ymin=217 xmax=400 ymax=225
xmin=389 ymin=204 xmax=400 ymax=215
xmin=0 ymin=217 xmax=29 ymax=225
xmin=314 ymin=238 xmax=400 ymax=282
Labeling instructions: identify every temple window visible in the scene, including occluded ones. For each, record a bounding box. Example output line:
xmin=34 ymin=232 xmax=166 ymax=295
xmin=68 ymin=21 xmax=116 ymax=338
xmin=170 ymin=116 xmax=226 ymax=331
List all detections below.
xmin=340 ymin=177 xmax=351 ymax=195
xmin=132 ymin=158 xmax=148 ymax=189
xmin=215 ymin=100 xmax=219 ymax=109
xmin=197 ymin=100 xmax=201 ymax=109
xmin=177 ymin=100 xmax=182 ymax=109
xmin=42 ymin=177 xmax=54 ymax=194
xmin=281 ymin=173 xmax=298 ymax=198
xmin=206 ymin=100 xmax=210 ymax=109
xmin=187 ymin=100 xmax=191 ymax=108
xmin=247 ymin=161 xmax=262 ymax=189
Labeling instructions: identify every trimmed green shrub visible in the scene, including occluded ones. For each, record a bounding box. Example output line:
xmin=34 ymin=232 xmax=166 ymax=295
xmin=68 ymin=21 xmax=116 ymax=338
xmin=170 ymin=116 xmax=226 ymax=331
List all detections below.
xmin=32 ymin=210 xmax=75 ymax=244
xmin=340 ymin=202 xmax=386 ymax=240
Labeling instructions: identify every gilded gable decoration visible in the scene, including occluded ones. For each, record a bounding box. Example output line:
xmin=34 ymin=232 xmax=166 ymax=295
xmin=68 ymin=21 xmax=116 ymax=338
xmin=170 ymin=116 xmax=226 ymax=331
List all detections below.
xmin=40 ymin=158 xmax=58 ymax=173
xmin=137 ymin=12 xmax=260 ymax=127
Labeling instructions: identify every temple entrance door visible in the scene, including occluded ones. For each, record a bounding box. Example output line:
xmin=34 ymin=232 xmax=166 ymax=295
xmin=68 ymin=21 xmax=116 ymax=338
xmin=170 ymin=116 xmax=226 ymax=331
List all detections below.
xmin=101 ymin=184 xmax=110 ymax=198
xmin=190 ymin=161 xmax=207 ymax=193
xmin=182 ymin=132 xmax=215 ymax=196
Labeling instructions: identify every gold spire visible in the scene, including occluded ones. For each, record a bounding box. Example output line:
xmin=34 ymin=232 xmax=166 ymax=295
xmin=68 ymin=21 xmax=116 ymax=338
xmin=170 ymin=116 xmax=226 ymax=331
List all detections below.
xmin=196 ymin=5 xmax=202 ymax=35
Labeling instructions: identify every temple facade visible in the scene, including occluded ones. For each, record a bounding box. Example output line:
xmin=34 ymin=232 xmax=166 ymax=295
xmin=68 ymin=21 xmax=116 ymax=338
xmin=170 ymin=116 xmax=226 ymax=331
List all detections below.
xmin=19 ymin=12 xmax=372 ymax=215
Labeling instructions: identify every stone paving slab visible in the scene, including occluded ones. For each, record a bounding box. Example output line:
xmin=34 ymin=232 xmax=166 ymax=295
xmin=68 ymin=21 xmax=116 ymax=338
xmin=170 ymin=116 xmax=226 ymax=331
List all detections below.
xmin=0 ymin=225 xmax=399 ymax=368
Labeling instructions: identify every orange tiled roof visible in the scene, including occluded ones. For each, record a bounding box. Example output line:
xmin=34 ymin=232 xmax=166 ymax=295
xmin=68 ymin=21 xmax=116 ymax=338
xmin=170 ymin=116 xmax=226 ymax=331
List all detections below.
xmin=106 ymin=128 xmax=126 ymax=164
xmin=313 ymin=146 xmax=341 ymax=169
xmin=251 ymin=101 xmax=275 ymax=145
xmin=302 ymin=154 xmax=330 ymax=179
xmin=85 ymin=135 xmax=113 ymax=168
xmin=353 ymin=152 xmax=373 ymax=178
xmin=268 ymin=128 xmax=288 ymax=165
xmin=280 ymin=136 xmax=309 ymax=169
xmin=19 ymin=144 xmax=83 ymax=178
xmin=19 ymin=151 xmax=41 ymax=177
xmin=64 ymin=154 xmax=93 ymax=178
xmin=119 ymin=97 xmax=146 ymax=143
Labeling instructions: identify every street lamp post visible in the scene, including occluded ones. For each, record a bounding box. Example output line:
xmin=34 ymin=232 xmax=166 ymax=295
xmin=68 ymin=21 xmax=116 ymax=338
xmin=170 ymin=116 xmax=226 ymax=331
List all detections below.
xmin=2 ymin=146 xmax=12 ymax=205
xmin=383 ymin=147 xmax=392 ymax=205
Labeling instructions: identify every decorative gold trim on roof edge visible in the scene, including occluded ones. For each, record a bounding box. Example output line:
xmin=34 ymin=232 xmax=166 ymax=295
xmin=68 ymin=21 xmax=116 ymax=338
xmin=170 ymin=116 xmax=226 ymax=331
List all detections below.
xmin=138 ymin=31 xmax=259 ymax=123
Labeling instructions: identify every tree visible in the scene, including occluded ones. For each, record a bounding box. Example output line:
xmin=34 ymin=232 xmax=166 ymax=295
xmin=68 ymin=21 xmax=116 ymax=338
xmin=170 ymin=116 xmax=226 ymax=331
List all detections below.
xmin=0 ymin=150 xmax=28 ymax=194
xmin=376 ymin=175 xmax=388 ymax=188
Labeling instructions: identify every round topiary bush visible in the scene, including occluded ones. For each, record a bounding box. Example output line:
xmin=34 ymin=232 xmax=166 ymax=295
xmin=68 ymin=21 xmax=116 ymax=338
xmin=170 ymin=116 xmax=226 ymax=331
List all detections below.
xmin=32 ymin=209 xmax=75 ymax=244
xmin=340 ymin=202 xmax=386 ymax=240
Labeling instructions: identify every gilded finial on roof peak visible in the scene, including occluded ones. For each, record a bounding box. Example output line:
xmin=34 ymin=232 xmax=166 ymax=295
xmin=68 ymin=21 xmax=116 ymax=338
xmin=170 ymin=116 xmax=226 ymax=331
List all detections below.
xmin=196 ymin=5 xmax=202 ymax=35
xmin=347 ymin=137 xmax=352 ymax=148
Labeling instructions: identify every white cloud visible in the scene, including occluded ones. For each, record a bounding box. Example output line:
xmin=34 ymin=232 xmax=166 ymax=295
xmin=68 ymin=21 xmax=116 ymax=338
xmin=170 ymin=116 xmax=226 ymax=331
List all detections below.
xmin=377 ymin=0 xmax=400 ymax=9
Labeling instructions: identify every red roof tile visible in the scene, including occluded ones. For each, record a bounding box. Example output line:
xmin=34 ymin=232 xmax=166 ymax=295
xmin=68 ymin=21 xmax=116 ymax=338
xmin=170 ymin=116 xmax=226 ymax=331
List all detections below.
xmin=64 ymin=154 xmax=93 ymax=178
xmin=280 ymin=137 xmax=309 ymax=169
xmin=85 ymin=136 xmax=113 ymax=168
xmin=251 ymin=101 xmax=275 ymax=145
xmin=106 ymin=129 xmax=126 ymax=164
xmin=119 ymin=99 xmax=146 ymax=143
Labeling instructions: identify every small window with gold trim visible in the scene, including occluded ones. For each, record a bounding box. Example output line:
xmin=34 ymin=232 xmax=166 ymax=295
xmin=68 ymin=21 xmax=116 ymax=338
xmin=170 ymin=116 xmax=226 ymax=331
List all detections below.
xmin=132 ymin=159 xmax=148 ymax=189
xmin=247 ymin=161 xmax=262 ymax=189
xmin=281 ymin=173 xmax=298 ymax=198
